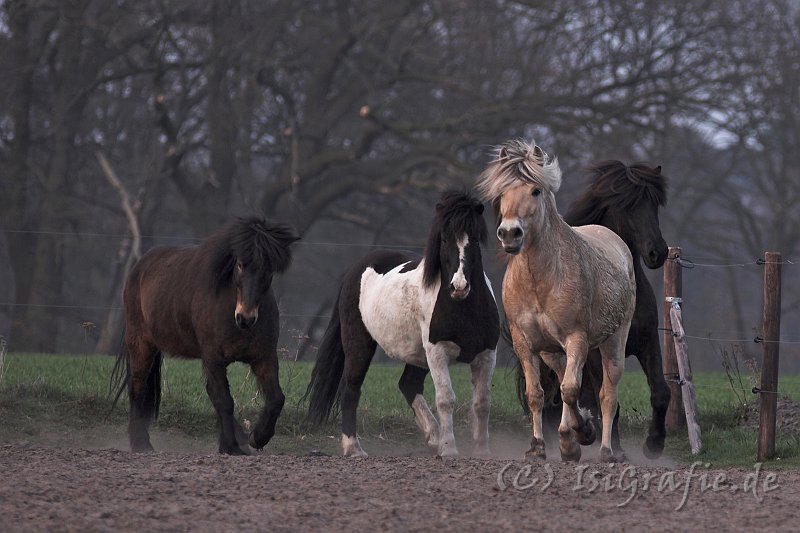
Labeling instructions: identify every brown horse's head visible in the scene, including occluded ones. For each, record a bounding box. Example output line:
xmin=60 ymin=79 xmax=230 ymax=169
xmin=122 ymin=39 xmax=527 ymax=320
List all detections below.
xmin=210 ymin=218 xmax=300 ymax=330
xmin=476 ymin=139 xmax=562 ymax=255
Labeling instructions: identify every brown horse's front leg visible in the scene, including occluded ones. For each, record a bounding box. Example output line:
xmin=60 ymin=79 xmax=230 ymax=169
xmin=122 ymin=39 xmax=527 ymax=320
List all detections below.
xmin=248 ymin=355 xmax=285 ymax=450
xmin=204 ymin=360 xmax=247 ymax=455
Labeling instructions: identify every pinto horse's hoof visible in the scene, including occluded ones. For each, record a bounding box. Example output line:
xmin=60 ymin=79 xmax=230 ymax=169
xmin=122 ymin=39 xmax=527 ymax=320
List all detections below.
xmin=643 ymin=434 xmax=665 ymax=459
xmin=524 ymin=438 xmax=546 ymax=461
xmin=576 ymin=419 xmax=596 ymax=446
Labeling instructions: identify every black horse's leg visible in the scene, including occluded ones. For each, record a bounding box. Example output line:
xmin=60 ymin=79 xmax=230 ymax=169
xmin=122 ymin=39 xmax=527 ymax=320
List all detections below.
xmin=203 ymin=359 xmax=246 ymax=455
xmin=339 ymin=321 xmax=376 ymax=457
xmin=398 ymin=364 xmax=439 ymax=449
xmin=637 ymin=334 xmax=670 ymax=458
xmin=127 ymin=338 xmax=160 ymax=453
xmin=248 ymin=352 xmax=285 ymax=450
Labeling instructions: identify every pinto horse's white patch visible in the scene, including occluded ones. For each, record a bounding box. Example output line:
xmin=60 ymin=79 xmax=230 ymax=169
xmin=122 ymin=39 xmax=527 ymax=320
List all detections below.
xmin=449 ymin=234 xmax=469 ymax=293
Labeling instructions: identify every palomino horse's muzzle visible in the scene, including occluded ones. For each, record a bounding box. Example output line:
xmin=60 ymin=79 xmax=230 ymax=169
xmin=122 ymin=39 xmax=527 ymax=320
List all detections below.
xmin=497 ymin=224 xmax=523 ymax=255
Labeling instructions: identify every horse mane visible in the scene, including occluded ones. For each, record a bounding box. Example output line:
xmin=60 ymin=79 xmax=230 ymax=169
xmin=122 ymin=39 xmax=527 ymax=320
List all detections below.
xmin=565 ymin=160 xmax=668 ymax=226
xmin=476 ymin=139 xmax=562 ymax=203
xmin=208 ymin=217 xmax=300 ymax=293
xmin=422 ymin=190 xmax=488 ymax=289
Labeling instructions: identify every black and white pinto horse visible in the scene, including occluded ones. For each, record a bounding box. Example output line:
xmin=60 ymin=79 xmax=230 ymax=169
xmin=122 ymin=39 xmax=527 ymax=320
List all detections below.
xmin=306 ymin=190 xmax=500 ymax=457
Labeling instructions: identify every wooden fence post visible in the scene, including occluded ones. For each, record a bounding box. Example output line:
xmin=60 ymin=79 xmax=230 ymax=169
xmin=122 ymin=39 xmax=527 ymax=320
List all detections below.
xmin=758 ymin=251 xmax=781 ymax=461
xmin=663 ymin=246 xmax=684 ymax=429
xmin=669 ymin=301 xmax=702 ymax=454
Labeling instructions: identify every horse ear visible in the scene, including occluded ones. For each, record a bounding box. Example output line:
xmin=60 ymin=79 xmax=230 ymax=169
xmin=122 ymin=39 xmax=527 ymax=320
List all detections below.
xmin=655 ymin=165 xmax=662 ymax=174
xmin=533 ymin=145 xmax=544 ymax=160
xmin=474 ymin=203 xmax=484 ymax=215
xmin=499 ymin=147 xmax=508 ymax=162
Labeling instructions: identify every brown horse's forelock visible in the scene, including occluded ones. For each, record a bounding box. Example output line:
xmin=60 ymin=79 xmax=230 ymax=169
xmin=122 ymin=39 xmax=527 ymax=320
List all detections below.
xmin=566 ymin=161 xmax=667 ymax=227
xmin=209 ymin=218 xmax=299 ymax=293
xmin=422 ymin=190 xmax=488 ymax=289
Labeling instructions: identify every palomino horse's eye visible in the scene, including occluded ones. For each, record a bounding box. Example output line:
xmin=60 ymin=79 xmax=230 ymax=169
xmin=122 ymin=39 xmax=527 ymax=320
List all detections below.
xmin=532 ymin=188 xmax=542 ymax=197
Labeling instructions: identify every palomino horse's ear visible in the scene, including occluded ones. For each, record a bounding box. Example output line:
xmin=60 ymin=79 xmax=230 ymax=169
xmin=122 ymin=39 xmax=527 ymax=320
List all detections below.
xmin=499 ymin=147 xmax=508 ymax=161
xmin=533 ymin=145 xmax=544 ymax=161
xmin=474 ymin=203 xmax=484 ymax=215
xmin=655 ymin=165 xmax=662 ymax=174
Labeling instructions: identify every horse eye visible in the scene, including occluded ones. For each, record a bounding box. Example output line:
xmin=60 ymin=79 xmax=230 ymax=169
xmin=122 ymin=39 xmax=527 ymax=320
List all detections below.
xmin=532 ymin=188 xmax=542 ymax=197
xmin=236 ymin=262 xmax=244 ymax=273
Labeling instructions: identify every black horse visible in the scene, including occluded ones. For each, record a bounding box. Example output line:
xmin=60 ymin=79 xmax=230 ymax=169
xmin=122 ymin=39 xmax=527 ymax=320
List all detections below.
xmin=112 ymin=217 xmax=299 ymax=455
xmin=519 ymin=160 xmax=669 ymax=459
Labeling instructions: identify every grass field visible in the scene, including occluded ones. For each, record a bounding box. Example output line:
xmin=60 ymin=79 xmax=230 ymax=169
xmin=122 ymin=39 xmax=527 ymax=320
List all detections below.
xmin=1 ymin=352 xmax=799 ymax=468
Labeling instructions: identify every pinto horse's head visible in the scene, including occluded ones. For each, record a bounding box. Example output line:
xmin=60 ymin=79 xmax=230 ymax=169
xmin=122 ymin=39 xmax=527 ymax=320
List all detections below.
xmin=210 ymin=218 xmax=300 ymax=330
xmin=423 ymin=190 xmax=488 ymax=301
xmin=476 ymin=139 xmax=562 ymax=255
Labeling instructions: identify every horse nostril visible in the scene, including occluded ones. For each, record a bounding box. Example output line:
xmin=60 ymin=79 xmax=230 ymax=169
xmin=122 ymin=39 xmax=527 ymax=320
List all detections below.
xmin=498 ymin=228 xmax=507 ymax=240
xmin=511 ymin=227 xmax=523 ymax=239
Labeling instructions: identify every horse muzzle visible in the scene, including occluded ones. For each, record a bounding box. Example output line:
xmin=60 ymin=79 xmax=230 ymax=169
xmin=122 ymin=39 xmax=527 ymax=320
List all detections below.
xmin=644 ymin=241 xmax=668 ymax=269
xmin=235 ymin=308 xmax=258 ymax=330
xmin=497 ymin=225 xmax=523 ymax=255
xmin=449 ymin=283 xmax=471 ymax=301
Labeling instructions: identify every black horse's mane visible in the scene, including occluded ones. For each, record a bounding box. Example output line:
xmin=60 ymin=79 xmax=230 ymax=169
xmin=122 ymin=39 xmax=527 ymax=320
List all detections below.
xmin=565 ymin=160 xmax=667 ymax=226
xmin=422 ymin=190 xmax=487 ymax=289
xmin=207 ymin=217 xmax=300 ymax=293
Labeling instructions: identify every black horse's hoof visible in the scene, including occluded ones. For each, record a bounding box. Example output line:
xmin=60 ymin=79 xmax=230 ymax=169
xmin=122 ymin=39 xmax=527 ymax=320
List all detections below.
xmin=248 ymin=431 xmax=271 ymax=451
xmin=643 ymin=435 xmax=665 ymax=459
xmin=130 ymin=441 xmax=154 ymax=453
xmin=524 ymin=437 xmax=546 ymax=461
xmin=576 ymin=419 xmax=596 ymax=446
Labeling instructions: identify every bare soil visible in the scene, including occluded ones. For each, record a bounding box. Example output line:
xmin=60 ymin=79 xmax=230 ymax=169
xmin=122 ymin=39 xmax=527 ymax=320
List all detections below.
xmin=1 ymin=437 xmax=797 ymax=532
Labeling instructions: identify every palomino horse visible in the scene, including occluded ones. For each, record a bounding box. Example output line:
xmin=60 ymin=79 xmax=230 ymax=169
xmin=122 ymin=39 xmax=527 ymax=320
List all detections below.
xmin=478 ymin=140 xmax=635 ymax=462
xmin=112 ymin=217 xmax=299 ymax=455
xmin=306 ymin=190 xmax=499 ymax=457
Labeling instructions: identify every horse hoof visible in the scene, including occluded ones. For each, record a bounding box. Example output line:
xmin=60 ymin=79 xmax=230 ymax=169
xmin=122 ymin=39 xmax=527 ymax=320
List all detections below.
xmin=438 ymin=445 xmax=459 ymax=458
xmin=524 ymin=438 xmax=546 ymax=461
xmin=599 ymin=446 xmax=618 ymax=463
xmin=248 ymin=431 xmax=271 ymax=451
xmin=643 ymin=435 xmax=665 ymax=459
xmin=130 ymin=441 xmax=154 ymax=453
xmin=473 ymin=445 xmax=491 ymax=457
xmin=559 ymin=435 xmax=581 ymax=462
xmin=342 ymin=435 xmax=368 ymax=457
xmin=220 ymin=444 xmax=249 ymax=456
xmin=576 ymin=419 xmax=596 ymax=446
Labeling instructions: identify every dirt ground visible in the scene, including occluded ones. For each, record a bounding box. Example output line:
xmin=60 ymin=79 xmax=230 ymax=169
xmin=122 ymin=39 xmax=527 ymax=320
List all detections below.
xmin=1 ymin=434 xmax=797 ymax=533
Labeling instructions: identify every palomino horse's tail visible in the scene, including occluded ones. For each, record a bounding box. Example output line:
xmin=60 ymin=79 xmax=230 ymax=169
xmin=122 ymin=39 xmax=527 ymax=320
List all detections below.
xmin=109 ymin=334 xmax=163 ymax=421
xmin=305 ymin=295 xmax=345 ymax=427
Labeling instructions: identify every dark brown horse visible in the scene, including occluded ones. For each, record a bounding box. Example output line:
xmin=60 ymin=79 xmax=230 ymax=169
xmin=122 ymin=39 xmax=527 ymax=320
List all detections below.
xmin=519 ymin=160 xmax=669 ymax=459
xmin=112 ymin=217 xmax=299 ymax=455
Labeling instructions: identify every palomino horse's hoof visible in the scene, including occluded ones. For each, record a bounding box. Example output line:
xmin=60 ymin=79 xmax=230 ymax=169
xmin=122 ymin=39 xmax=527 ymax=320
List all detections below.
xmin=472 ymin=444 xmax=491 ymax=457
xmin=599 ymin=446 xmax=618 ymax=463
xmin=643 ymin=434 xmax=665 ymax=459
xmin=524 ymin=438 xmax=546 ymax=461
xmin=438 ymin=445 xmax=459 ymax=457
xmin=559 ymin=431 xmax=581 ymax=462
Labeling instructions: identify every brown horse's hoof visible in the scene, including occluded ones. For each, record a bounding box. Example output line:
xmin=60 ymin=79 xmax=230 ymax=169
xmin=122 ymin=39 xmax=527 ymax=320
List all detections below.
xmin=643 ymin=434 xmax=665 ymax=459
xmin=599 ymin=446 xmax=618 ymax=463
xmin=575 ymin=418 xmax=596 ymax=446
xmin=524 ymin=438 xmax=546 ymax=461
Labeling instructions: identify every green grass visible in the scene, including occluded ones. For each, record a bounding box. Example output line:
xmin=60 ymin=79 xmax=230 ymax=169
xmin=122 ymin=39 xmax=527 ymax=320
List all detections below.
xmin=1 ymin=352 xmax=799 ymax=467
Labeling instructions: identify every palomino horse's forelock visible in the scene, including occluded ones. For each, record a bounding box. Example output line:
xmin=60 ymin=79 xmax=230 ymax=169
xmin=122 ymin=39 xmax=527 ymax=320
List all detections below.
xmin=476 ymin=139 xmax=562 ymax=204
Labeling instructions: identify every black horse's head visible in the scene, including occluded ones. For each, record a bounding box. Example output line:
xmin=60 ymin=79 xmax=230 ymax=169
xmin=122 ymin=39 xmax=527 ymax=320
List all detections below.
xmin=210 ymin=217 xmax=300 ymax=329
xmin=423 ymin=190 xmax=488 ymax=301
xmin=565 ymin=161 xmax=668 ymax=269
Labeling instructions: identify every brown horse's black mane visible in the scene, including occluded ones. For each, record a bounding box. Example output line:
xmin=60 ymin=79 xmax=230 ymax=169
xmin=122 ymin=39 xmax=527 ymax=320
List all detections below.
xmin=208 ymin=217 xmax=300 ymax=293
xmin=422 ymin=190 xmax=487 ymax=289
xmin=565 ymin=160 xmax=667 ymax=226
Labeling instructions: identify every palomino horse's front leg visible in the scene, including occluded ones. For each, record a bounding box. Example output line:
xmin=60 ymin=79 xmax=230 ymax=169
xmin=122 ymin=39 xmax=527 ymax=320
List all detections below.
xmin=470 ymin=349 xmax=496 ymax=456
xmin=248 ymin=353 xmax=285 ymax=451
xmin=511 ymin=326 xmax=546 ymax=460
xmin=203 ymin=359 xmax=247 ymax=455
xmin=426 ymin=343 xmax=458 ymax=457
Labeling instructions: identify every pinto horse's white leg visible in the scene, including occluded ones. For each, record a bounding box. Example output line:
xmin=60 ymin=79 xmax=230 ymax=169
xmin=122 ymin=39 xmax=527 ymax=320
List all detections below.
xmin=425 ymin=342 xmax=459 ymax=457
xmin=598 ymin=325 xmax=629 ymax=462
xmin=470 ymin=349 xmax=496 ymax=456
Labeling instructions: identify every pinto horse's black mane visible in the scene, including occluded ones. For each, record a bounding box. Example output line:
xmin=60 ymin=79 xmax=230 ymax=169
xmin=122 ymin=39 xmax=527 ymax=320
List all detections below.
xmin=207 ymin=217 xmax=300 ymax=293
xmin=422 ymin=190 xmax=487 ymax=289
xmin=565 ymin=160 xmax=667 ymax=226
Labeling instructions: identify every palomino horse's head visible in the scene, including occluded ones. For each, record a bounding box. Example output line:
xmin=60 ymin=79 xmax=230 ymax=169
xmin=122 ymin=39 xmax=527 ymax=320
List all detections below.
xmin=423 ymin=190 xmax=489 ymax=301
xmin=476 ymin=139 xmax=562 ymax=255
xmin=566 ymin=160 xmax=668 ymax=269
xmin=210 ymin=218 xmax=299 ymax=329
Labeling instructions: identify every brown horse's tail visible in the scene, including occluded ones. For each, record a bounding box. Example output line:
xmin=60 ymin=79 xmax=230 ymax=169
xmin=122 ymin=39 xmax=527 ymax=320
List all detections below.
xmin=108 ymin=333 xmax=163 ymax=421
xmin=305 ymin=296 xmax=345 ymax=427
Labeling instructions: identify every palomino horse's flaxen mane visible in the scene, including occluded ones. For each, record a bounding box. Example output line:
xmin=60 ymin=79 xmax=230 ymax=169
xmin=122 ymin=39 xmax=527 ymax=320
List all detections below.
xmin=476 ymin=139 xmax=563 ymax=202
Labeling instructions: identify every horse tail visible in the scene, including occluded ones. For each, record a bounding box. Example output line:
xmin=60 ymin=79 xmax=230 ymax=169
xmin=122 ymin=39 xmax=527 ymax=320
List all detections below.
xmin=108 ymin=333 xmax=163 ymax=421
xmin=305 ymin=295 xmax=345 ymax=427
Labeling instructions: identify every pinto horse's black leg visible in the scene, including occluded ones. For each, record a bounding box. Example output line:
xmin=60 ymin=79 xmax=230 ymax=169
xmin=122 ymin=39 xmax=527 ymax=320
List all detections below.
xmin=248 ymin=353 xmax=285 ymax=450
xmin=399 ymin=364 xmax=439 ymax=449
xmin=203 ymin=359 xmax=247 ymax=456
xmin=339 ymin=320 xmax=376 ymax=457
